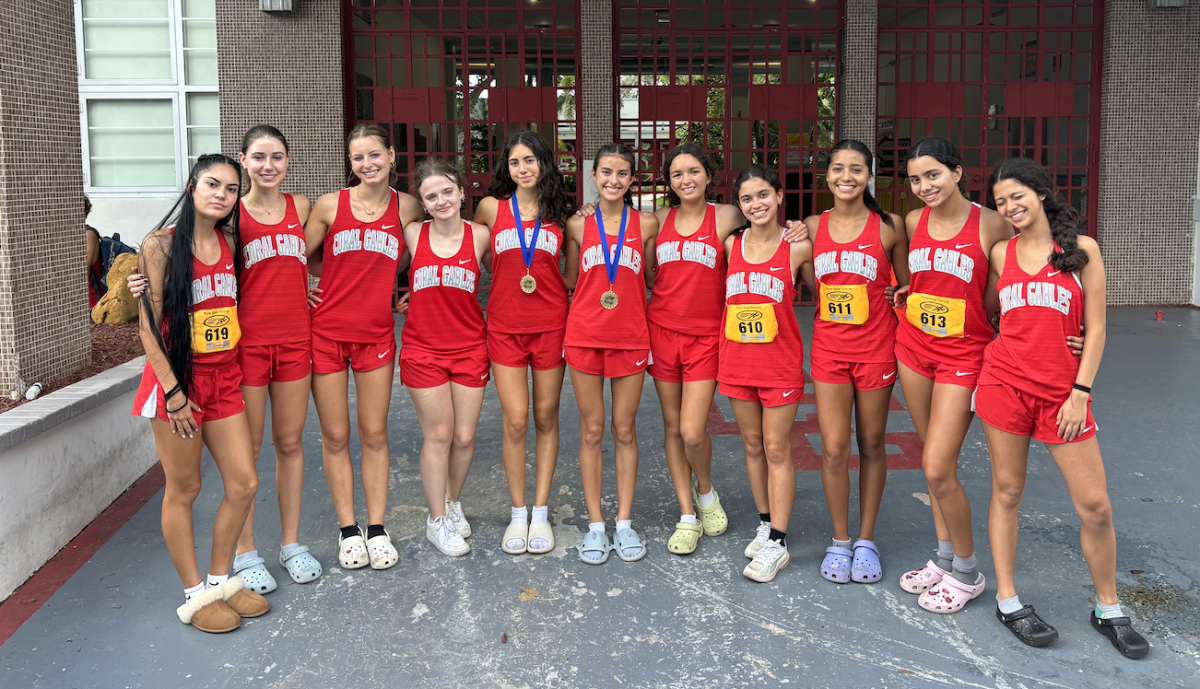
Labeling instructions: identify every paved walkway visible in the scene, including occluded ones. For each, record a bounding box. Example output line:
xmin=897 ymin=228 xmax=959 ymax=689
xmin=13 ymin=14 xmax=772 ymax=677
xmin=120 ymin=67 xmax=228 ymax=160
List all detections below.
xmin=2 ymin=307 xmax=1198 ymax=688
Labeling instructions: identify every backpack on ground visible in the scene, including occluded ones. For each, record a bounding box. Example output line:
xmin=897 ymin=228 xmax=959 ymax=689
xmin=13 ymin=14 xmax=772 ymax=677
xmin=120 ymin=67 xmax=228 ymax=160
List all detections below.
xmin=87 ymin=226 xmax=137 ymax=295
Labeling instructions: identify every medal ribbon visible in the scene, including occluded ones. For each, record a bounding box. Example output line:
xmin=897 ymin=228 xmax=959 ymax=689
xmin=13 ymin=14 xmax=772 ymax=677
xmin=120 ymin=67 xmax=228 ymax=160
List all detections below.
xmin=594 ymin=204 xmax=628 ymax=287
xmin=511 ymin=195 xmax=541 ymax=270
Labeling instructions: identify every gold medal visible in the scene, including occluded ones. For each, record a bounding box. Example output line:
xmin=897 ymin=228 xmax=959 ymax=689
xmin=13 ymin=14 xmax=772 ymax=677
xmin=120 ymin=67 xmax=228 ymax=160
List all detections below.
xmin=600 ymin=289 xmax=619 ymax=310
xmin=520 ymin=274 xmax=537 ymax=294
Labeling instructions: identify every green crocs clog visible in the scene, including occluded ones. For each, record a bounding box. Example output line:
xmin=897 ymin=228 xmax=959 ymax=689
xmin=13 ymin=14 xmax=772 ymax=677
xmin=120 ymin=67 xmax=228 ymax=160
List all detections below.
xmin=667 ymin=521 xmax=703 ymax=555
xmin=693 ymin=485 xmax=729 ymax=536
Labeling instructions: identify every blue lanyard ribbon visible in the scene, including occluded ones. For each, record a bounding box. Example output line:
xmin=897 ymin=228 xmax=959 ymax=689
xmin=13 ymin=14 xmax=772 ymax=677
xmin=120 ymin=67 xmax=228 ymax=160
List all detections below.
xmin=510 ymin=195 xmax=541 ymax=270
xmin=594 ymin=204 xmax=628 ymax=285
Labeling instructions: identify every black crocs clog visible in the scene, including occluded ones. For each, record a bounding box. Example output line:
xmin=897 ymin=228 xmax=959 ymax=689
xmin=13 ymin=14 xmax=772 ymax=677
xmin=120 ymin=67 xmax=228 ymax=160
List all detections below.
xmin=1090 ymin=613 xmax=1150 ymax=659
xmin=996 ymin=605 xmax=1059 ymax=647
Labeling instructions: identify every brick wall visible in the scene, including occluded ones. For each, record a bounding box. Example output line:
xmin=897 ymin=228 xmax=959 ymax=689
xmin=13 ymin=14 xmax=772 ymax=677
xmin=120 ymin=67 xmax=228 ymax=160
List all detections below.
xmin=841 ymin=0 xmax=878 ymax=147
xmin=579 ymin=0 xmax=612 ymax=160
xmin=0 ymin=4 xmax=89 ymax=394
xmin=1098 ymin=1 xmax=1200 ymax=305
xmin=214 ymin=1 xmax=346 ymax=202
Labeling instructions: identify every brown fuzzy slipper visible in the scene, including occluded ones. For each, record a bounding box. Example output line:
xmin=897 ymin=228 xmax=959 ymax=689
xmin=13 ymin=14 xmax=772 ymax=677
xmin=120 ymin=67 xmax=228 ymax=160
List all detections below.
xmin=177 ymin=587 xmax=241 ymax=633
xmin=219 ymin=576 xmax=270 ymax=618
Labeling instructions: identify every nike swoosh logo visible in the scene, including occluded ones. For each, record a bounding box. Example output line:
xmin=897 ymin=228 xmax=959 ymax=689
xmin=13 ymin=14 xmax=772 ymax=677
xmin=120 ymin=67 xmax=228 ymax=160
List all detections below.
xmin=858 ymin=244 xmax=873 ymax=250
xmin=1082 ymin=425 xmax=1094 ymax=433
xmin=378 ymin=350 xmax=391 ymax=359
xmin=382 ymin=224 xmax=396 ymax=230
xmin=955 ymin=243 xmax=972 ymax=249
xmin=480 ymin=373 xmax=488 ymax=380
xmin=1048 ymin=270 xmax=1061 ymax=277
xmin=955 ymin=371 xmax=973 ymax=377
xmin=769 ymin=266 xmax=784 ymax=272
xmin=458 ymin=258 xmax=473 ymax=265
xmin=698 ymin=235 xmax=710 ymax=241
xmin=288 ymin=223 xmax=300 ymax=229
xmin=225 ymin=264 xmax=234 ymax=270
xmin=883 ymin=372 xmax=895 ymax=380
xmin=782 ymin=390 xmax=795 ymax=397
xmin=636 ymin=359 xmax=647 ymax=366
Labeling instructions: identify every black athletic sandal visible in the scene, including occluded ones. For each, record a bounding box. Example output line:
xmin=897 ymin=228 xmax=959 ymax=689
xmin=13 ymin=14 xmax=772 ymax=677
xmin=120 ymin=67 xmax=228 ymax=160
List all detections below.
xmin=1090 ymin=614 xmax=1150 ymax=659
xmin=996 ymin=605 xmax=1058 ymax=647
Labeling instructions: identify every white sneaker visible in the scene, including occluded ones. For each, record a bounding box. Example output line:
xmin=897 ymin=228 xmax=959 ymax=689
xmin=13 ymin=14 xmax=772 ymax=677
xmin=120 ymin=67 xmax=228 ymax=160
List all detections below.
xmin=744 ymin=522 xmax=772 ymax=559
xmin=445 ymin=500 xmax=472 ymax=538
xmin=426 ymin=516 xmax=470 ymax=556
xmin=339 ymin=527 xmax=369 ymax=570
xmin=743 ymin=539 xmax=790 ymax=582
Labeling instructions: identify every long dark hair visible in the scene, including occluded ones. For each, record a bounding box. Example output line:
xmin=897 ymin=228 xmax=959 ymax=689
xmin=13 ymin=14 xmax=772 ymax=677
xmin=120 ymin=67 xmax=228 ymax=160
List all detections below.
xmin=988 ymin=158 xmax=1088 ymax=274
xmin=345 ymin=123 xmax=398 ymax=187
xmin=486 ymin=130 xmax=575 ymax=224
xmin=661 ymin=142 xmax=717 ymax=207
xmin=593 ymin=143 xmax=637 ymax=207
xmin=141 ymin=154 xmax=243 ymax=399
xmin=830 ymin=139 xmax=894 ymax=229
xmin=905 ymin=137 xmax=966 ymax=193
xmin=730 ymin=165 xmax=781 ymax=235
xmin=240 ymin=124 xmax=290 ymax=193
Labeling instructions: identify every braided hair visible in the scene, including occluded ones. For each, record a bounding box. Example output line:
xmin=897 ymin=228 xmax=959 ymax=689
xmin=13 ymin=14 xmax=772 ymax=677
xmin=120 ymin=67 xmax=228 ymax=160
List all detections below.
xmin=988 ymin=158 xmax=1088 ymax=273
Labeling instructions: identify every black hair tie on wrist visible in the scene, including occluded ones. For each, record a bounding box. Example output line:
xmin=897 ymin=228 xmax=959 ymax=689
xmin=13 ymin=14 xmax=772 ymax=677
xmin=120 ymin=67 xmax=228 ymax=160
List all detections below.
xmin=1073 ymin=383 xmax=1091 ymax=394
xmin=164 ymin=384 xmax=183 ymax=402
xmin=166 ymin=398 xmax=188 ymax=414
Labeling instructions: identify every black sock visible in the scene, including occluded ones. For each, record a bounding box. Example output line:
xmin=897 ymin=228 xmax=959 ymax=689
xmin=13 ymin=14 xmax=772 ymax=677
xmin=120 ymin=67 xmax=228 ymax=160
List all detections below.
xmin=768 ymin=528 xmax=787 ymax=547
xmin=366 ymin=523 xmax=387 ymax=540
xmin=340 ymin=523 xmax=360 ymax=540
xmin=758 ymin=512 xmax=771 ymax=524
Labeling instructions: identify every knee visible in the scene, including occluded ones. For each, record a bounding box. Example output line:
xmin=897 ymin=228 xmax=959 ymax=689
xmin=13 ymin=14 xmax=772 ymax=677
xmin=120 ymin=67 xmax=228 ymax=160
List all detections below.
xmin=580 ymin=419 xmax=605 ymax=448
xmin=166 ymin=477 xmax=202 ymax=505
xmin=856 ymin=436 xmax=887 ymax=463
xmin=452 ymin=427 xmax=477 ymax=451
xmin=358 ymin=424 xmax=389 ymax=452
xmin=273 ymin=433 xmax=305 ymax=462
xmin=1078 ymin=495 xmax=1113 ymax=530
xmin=225 ymin=472 xmax=259 ymax=505
xmin=924 ymin=463 xmax=959 ymax=494
xmin=740 ymin=433 xmax=765 ymax=458
xmin=424 ymin=423 xmax=454 ymax=449
xmin=503 ymin=409 xmax=529 ymax=440
xmin=662 ymin=418 xmax=682 ymax=442
xmin=532 ymin=404 xmax=559 ymax=435
xmin=991 ymin=481 xmax=1025 ymax=511
xmin=679 ymin=421 xmax=708 ymax=451
xmin=321 ymin=426 xmax=351 ymax=454
xmin=763 ymin=438 xmax=792 ymax=466
xmin=821 ymin=437 xmax=851 ymax=467
xmin=610 ymin=420 xmax=636 ymax=446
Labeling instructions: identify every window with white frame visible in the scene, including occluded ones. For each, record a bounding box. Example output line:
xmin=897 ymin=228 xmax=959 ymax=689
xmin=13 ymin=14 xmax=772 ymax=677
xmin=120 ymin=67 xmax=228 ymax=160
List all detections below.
xmin=76 ymin=0 xmax=220 ymax=193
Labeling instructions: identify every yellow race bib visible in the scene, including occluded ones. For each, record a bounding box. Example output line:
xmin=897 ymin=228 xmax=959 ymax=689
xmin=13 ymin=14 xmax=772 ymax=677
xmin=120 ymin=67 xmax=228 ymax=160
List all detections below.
xmin=906 ymin=292 xmax=966 ymax=338
xmin=725 ymin=303 xmax=779 ymax=343
xmin=191 ymin=306 xmax=241 ymax=353
xmin=819 ymin=283 xmax=869 ymax=325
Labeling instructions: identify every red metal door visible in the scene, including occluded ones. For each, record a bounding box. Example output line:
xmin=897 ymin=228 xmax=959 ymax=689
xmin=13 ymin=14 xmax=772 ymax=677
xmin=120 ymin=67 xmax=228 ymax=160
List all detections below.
xmin=876 ymin=0 xmax=1103 ymax=234
xmin=615 ymin=1 xmax=842 ymax=221
xmin=344 ymin=1 xmax=582 ymax=216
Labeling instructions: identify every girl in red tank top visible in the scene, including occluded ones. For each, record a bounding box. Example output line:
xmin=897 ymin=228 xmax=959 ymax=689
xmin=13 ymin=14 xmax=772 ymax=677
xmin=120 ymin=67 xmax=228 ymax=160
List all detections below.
xmin=402 ymin=159 xmax=493 ymax=558
xmin=303 ymin=124 xmax=423 ymax=575
xmin=471 ymin=131 xmax=575 ymax=556
xmin=979 ymin=159 xmax=1146 ymax=657
xmin=806 ymin=140 xmax=910 ymax=587
xmin=563 ymin=143 xmax=659 ymax=565
xmin=131 ymin=155 xmax=267 ymax=632
xmin=718 ymin=165 xmax=815 ymax=584
xmin=894 ymin=137 xmax=1013 ymax=614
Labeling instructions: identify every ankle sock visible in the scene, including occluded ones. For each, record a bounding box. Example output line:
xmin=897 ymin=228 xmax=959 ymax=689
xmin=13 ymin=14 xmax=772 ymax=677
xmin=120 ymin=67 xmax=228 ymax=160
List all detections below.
xmin=184 ymin=581 xmax=206 ymax=602
xmin=340 ymin=523 xmax=361 ymax=540
xmin=615 ymin=520 xmax=641 ymax=558
xmin=936 ymin=540 xmax=954 ymax=569
xmin=681 ymin=514 xmax=698 ymax=525
xmin=768 ymin=528 xmax=787 ymax=548
xmin=366 ymin=524 xmax=387 ymax=540
xmin=531 ymin=505 xmax=549 ymax=523
xmin=697 ymin=489 xmax=716 ymax=507
xmin=280 ymin=543 xmax=301 ymax=559
xmin=950 ymin=554 xmax=978 ymax=585
xmin=588 ymin=521 xmax=605 ymax=534
xmin=832 ymin=538 xmax=852 ymax=549
xmin=997 ymin=594 xmax=1023 ymax=615
xmin=206 ymin=573 xmax=228 ymax=589
xmin=1096 ymin=602 xmax=1124 ymax=619
xmin=616 ymin=519 xmax=632 ymax=532
xmin=233 ymin=550 xmax=258 ymax=570
xmin=758 ymin=512 xmax=771 ymax=525
xmin=511 ymin=506 xmax=528 ymax=523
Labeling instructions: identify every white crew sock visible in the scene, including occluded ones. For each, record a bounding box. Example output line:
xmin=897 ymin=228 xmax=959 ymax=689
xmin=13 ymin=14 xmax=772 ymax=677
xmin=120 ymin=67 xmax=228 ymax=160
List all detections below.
xmin=531 ymin=505 xmax=549 ymax=523
xmin=588 ymin=521 xmax=605 ymax=533
xmin=184 ymin=581 xmax=206 ymax=602
xmin=206 ymin=573 xmax=228 ymax=589
xmin=507 ymin=506 xmax=529 ymax=550
xmin=681 ymin=514 xmax=698 ymax=525
xmin=697 ymin=489 xmax=716 ymax=507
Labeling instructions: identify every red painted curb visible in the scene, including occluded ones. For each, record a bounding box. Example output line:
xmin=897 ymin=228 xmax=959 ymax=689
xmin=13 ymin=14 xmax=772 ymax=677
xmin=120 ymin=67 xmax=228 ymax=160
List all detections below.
xmin=0 ymin=462 xmax=165 ymax=647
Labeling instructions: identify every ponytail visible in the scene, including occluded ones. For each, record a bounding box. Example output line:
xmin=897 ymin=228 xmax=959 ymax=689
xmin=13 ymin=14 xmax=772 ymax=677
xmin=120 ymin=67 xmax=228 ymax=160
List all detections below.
xmin=987 ymin=158 xmax=1088 ymax=273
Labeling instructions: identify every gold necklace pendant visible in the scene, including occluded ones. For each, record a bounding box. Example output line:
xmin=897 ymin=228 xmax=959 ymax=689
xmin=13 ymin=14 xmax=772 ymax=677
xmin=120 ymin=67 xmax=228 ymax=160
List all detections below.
xmin=520 ymin=273 xmax=537 ymax=294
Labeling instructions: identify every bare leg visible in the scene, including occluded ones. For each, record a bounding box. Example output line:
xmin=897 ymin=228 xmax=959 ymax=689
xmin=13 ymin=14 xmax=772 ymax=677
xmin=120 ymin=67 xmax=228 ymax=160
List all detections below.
xmin=983 ymin=421 xmax=1032 ymax=601
xmin=761 ymin=403 xmax=800 ymax=533
xmin=897 ymin=363 xmax=950 ymax=543
xmin=197 ymin=413 xmax=259 ymax=576
xmin=922 ymin=383 xmax=977 ymax=558
xmin=730 ymin=399 xmax=770 ymax=515
xmin=235 ymin=384 xmax=269 ymax=556
xmin=353 ymin=363 xmax=395 ymax=526
xmin=569 ymin=367 xmax=607 ymax=524
xmin=408 ymin=383 xmax=454 ymax=518
xmin=445 ymin=382 xmax=487 ymax=501
xmin=815 ymin=380 xmax=855 ymax=541
xmin=530 ymin=365 xmax=565 ymax=508
xmin=1046 ymin=437 xmax=1117 ymax=605
xmin=152 ymin=420 xmax=206 ymax=588
xmin=853 ymin=385 xmax=894 ymax=541
xmin=268 ymin=375 xmax=311 ymax=546
xmin=610 ymin=371 xmax=646 ymax=522
xmin=311 ymin=370 xmax=357 ymax=528
xmin=493 ymin=363 xmax=532 ymax=508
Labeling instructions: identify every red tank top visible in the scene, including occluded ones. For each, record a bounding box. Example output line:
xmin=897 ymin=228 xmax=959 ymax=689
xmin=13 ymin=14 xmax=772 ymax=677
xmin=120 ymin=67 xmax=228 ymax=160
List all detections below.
xmin=811 ymin=211 xmax=897 ymax=363
xmin=310 ymin=188 xmax=405 ymax=343
xmin=718 ymin=233 xmax=804 ymax=388
xmin=896 ymin=203 xmax=991 ymax=364
xmin=564 ymin=210 xmax=649 ymax=350
xmin=173 ymin=228 xmax=239 ymax=366
xmin=978 ymin=238 xmax=1084 ymax=401
xmin=237 ymin=194 xmax=310 ymax=346
xmin=648 ymin=204 xmax=727 ymax=336
xmin=401 ymin=221 xmax=487 ymax=359
xmin=486 ymin=197 xmax=568 ymax=334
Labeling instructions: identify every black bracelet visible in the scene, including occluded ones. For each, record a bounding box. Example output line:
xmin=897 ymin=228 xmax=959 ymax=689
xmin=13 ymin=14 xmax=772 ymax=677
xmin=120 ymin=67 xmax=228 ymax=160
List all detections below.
xmin=1073 ymin=383 xmax=1091 ymax=394
xmin=166 ymin=398 xmax=188 ymax=414
xmin=164 ymin=384 xmax=183 ymax=402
